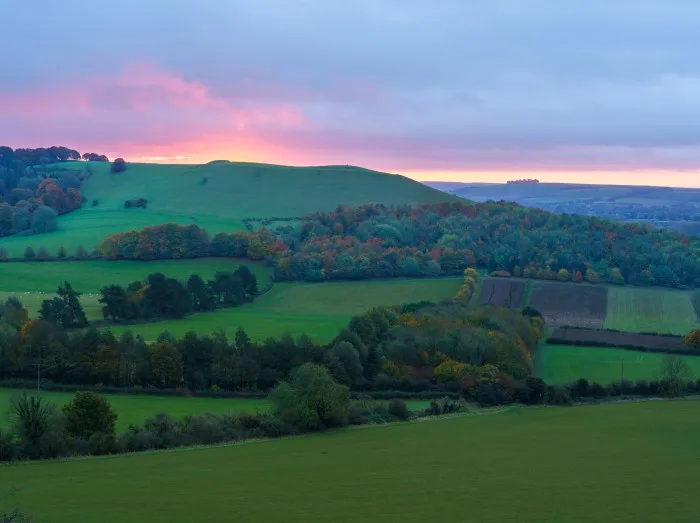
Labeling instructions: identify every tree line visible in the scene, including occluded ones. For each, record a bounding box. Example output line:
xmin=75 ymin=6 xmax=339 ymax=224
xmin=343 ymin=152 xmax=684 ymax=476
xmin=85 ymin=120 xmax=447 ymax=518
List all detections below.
xmin=96 ymin=202 xmax=700 ymax=289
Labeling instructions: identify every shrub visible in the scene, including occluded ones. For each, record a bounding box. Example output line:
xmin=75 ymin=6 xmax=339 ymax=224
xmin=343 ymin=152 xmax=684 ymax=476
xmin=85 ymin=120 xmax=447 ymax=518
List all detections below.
xmin=23 ymin=246 xmax=36 ymax=259
xmin=75 ymin=245 xmax=89 ymax=259
xmin=91 ymin=199 xmax=99 ymax=207
xmin=0 ymin=247 xmax=8 ymax=261
xmin=9 ymin=393 xmax=66 ymax=459
xmin=388 ymin=399 xmax=411 ymax=420
xmin=545 ymin=385 xmax=572 ymax=405
xmin=0 ymin=428 xmax=19 ymax=461
xmin=88 ymin=432 xmax=117 ymax=455
xmin=37 ymin=246 xmax=50 ymax=259
xmin=57 ymin=245 xmax=68 ymax=259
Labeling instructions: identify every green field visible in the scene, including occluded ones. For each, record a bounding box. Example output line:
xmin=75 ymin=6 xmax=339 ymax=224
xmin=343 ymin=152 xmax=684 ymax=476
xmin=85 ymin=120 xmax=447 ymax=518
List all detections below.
xmin=0 ymin=258 xmax=268 ymax=320
xmin=2 ymin=400 xmax=699 ymax=522
xmin=605 ymin=286 xmax=698 ymax=335
xmin=0 ymin=161 xmax=456 ymax=257
xmin=108 ymin=278 xmax=461 ymax=342
xmin=0 ymin=389 xmax=429 ymax=433
xmin=535 ymin=343 xmax=700 ymax=384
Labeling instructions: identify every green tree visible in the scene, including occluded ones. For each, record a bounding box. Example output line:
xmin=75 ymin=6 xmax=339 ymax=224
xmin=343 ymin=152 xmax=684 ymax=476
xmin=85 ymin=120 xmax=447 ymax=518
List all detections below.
xmin=30 ymin=205 xmax=58 ymax=234
xmin=62 ymin=391 xmax=117 ymax=439
xmin=56 ymin=245 xmax=68 ymax=259
xmin=23 ymin=247 xmax=35 ymax=260
xmin=74 ymin=245 xmax=89 ymax=259
xmin=660 ymin=355 xmax=694 ymax=397
xmin=9 ymin=393 xmax=64 ymax=459
xmin=271 ymin=363 xmax=350 ymax=430
xmin=324 ymin=341 xmax=364 ymax=386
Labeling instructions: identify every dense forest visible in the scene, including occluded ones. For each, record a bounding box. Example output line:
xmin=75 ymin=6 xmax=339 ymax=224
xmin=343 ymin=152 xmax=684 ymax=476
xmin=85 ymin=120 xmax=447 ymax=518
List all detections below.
xmin=0 ymin=145 xmax=108 ymax=238
xmin=0 ymin=294 xmax=539 ymax=393
xmin=99 ymin=202 xmax=700 ymax=288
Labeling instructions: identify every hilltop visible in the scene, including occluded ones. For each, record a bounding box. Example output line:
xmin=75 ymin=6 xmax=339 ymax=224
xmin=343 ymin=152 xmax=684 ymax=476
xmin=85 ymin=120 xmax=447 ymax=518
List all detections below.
xmin=0 ymin=160 xmax=458 ymax=256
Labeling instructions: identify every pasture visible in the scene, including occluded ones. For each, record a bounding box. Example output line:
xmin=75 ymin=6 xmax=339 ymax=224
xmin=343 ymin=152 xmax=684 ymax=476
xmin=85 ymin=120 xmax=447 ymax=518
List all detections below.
xmin=3 ymin=400 xmax=699 ymax=523
xmin=0 ymin=389 xmax=430 ymax=432
xmin=535 ymin=343 xmax=700 ymax=384
xmin=108 ymin=278 xmax=461 ymax=342
xmin=605 ymin=287 xmax=699 ymax=335
xmin=0 ymin=161 xmax=456 ymax=257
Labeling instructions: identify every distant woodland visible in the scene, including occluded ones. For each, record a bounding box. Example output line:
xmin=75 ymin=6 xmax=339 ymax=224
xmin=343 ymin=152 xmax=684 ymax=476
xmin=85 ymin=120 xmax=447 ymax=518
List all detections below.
xmin=99 ymin=202 xmax=700 ymax=289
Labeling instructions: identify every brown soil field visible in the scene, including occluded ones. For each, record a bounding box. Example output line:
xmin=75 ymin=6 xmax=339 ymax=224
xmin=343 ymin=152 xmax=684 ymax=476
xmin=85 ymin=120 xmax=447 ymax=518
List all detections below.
xmin=478 ymin=278 xmax=526 ymax=308
xmin=550 ymin=327 xmax=687 ymax=351
xmin=530 ymin=283 xmax=608 ymax=328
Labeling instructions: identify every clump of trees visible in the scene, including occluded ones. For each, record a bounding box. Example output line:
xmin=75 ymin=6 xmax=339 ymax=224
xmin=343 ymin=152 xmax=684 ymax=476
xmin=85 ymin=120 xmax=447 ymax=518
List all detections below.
xmin=0 ymin=145 xmax=106 ymax=239
xmin=110 ymin=158 xmax=127 ymax=173
xmin=99 ymin=267 xmax=258 ymax=321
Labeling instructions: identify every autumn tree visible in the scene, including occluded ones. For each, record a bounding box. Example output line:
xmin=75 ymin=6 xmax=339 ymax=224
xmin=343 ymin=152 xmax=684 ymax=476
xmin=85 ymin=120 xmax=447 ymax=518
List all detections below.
xmin=684 ymin=329 xmax=700 ymax=350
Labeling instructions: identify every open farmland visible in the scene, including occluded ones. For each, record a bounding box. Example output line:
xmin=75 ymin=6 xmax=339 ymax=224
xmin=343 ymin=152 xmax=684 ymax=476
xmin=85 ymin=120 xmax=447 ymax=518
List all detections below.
xmin=3 ymin=401 xmax=700 ymax=523
xmin=530 ymin=282 xmax=608 ymax=328
xmin=0 ymin=389 xmax=429 ymax=432
xmin=605 ymin=287 xmax=699 ymax=335
xmin=549 ymin=327 xmax=688 ymax=352
xmin=108 ymin=278 xmax=461 ymax=342
xmin=535 ymin=343 xmax=700 ymax=384
xmin=478 ymin=278 xmax=526 ymax=307
xmin=0 ymin=161 xmax=457 ymax=257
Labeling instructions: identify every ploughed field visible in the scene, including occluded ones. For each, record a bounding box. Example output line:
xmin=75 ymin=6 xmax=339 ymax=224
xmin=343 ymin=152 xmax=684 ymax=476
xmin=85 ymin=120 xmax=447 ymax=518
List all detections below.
xmin=529 ymin=282 xmax=608 ymax=328
xmin=478 ymin=278 xmax=526 ymax=307
xmin=3 ymin=400 xmax=699 ymax=523
xmin=549 ymin=327 xmax=688 ymax=352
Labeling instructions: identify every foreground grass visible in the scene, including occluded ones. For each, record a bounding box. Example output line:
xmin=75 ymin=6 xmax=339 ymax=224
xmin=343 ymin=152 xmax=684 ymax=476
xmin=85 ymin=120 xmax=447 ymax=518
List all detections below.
xmin=108 ymin=278 xmax=461 ymax=342
xmin=537 ymin=343 xmax=700 ymax=384
xmin=3 ymin=400 xmax=699 ymax=523
xmin=605 ymin=286 xmax=698 ymax=335
xmin=0 ymin=389 xmax=429 ymax=432
xmin=0 ymin=161 xmax=455 ymax=257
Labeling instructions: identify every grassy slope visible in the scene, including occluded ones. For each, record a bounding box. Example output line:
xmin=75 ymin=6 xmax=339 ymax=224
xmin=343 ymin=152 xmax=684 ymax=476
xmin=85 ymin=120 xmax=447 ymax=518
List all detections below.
xmin=108 ymin=278 xmax=461 ymax=342
xmin=0 ymin=161 xmax=457 ymax=257
xmin=0 ymin=259 xmax=268 ymax=320
xmin=3 ymin=401 xmax=699 ymax=523
xmin=536 ymin=343 xmax=700 ymax=384
xmin=605 ymin=286 xmax=699 ymax=335
xmin=0 ymin=389 xmax=429 ymax=432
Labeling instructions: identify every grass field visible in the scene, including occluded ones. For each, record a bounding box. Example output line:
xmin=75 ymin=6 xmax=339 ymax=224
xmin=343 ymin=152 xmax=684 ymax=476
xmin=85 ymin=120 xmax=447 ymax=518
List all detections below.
xmin=535 ymin=343 xmax=700 ymax=384
xmin=108 ymin=278 xmax=461 ymax=342
xmin=2 ymin=400 xmax=699 ymax=523
xmin=0 ymin=161 xmax=456 ymax=257
xmin=0 ymin=259 xmax=268 ymax=319
xmin=0 ymin=389 xmax=429 ymax=433
xmin=605 ymin=287 xmax=698 ymax=335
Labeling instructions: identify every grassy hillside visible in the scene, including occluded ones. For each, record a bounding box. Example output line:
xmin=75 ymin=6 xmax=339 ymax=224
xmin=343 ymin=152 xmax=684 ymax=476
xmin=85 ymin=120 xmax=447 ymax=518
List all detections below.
xmin=605 ymin=286 xmax=698 ymax=335
xmin=3 ymin=401 xmax=699 ymax=523
xmin=0 ymin=161 xmax=457 ymax=257
xmin=108 ymin=278 xmax=461 ymax=341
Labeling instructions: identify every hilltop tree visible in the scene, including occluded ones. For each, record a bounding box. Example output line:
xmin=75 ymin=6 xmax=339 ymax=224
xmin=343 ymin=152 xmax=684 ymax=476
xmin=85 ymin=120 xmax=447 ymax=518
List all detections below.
xmin=110 ymin=158 xmax=127 ymax=173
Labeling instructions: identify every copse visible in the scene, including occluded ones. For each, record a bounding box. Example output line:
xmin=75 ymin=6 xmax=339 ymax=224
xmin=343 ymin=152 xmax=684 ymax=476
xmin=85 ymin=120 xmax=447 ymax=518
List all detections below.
xmin=110 ymin=157 xmax=127 ymax=173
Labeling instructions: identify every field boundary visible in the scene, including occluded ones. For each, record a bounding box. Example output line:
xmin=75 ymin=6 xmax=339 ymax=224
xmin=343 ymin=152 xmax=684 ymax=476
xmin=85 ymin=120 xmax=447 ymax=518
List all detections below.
xmin=547 ymin=326 xmax=697 ymax=355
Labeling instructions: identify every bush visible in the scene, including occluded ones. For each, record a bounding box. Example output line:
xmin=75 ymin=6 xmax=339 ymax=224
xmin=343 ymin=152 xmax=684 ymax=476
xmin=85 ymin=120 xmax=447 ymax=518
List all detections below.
xmin=88 ymin=432 xmax=117 ymax=455
xmin=92 ymin=199 xmax=99 ymax=207
xmin=23 ymin=246 xmax=36 ymax=259
xmin=425 ymin=397 xmax=464 ymax=416
xmin=546 ymin=385 xmax=572 ymax=405
xmin=37 ymin=246 xmax=50 ymax=259
xmin=0 ymin=428 xmax=19 ymax=461
xmin=388 ymin=399 xmax=411 ymax=420
xmin=57 ymin=245 xmax=68 ymax=259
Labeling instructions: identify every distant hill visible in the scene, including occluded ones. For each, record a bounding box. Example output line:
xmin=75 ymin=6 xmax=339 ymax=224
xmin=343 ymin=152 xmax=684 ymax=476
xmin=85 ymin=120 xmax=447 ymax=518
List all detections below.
xmin=424 ymin=181 xmax=700 ymax=234
xmin=0 ymin=161 xmax=459 ymax=256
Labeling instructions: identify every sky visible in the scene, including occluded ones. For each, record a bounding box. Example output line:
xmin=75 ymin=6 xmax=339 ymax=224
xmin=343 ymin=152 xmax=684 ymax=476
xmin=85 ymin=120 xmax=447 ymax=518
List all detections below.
xmin=2 ymin=1 xmax=700 ymax=188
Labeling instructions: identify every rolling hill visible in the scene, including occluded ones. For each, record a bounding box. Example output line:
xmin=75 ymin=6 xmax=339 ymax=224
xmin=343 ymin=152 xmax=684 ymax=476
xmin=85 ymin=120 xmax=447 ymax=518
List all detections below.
xmin=425 ymin=181 xmax=700 ymax=233
xmin=0 ymin=161 xmax=458 ymax=256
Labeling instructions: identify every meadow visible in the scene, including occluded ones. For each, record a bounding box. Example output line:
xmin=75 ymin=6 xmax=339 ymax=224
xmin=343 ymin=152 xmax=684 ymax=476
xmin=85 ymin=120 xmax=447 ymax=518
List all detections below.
xmin=0 ymin=161 xmax=455 ymax=257
xmin=2 ymin=400 xmax=699 ymax=523
xmin=605 ymin=286 xmax=699 ymax=335
xmin=534 ymin=343 xmax=700 ymax=384
xmin=108 ymin=278 xmax=461 ymax=342
xmin=0 ymin=388 xmax=430 ymax=432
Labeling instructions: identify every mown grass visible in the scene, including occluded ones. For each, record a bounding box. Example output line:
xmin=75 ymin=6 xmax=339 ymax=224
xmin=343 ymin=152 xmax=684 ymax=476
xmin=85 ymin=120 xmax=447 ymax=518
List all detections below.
xmin=108 ymin=278 xmax=461 ymax=342
xmin=536 ymin=343 xmax=700 ymax=384
xmin=0 ymin=161 xmax=456 ymax=257
xmin=0 ymin=259 xmax=268 ymax=319
xmin=605 ymin=286 xmax=699 ymax=335
xmin=2 ymin=400 xmax=699 ymax=523
xmin=0 ymin=389 xmax=430 ymax=433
